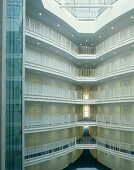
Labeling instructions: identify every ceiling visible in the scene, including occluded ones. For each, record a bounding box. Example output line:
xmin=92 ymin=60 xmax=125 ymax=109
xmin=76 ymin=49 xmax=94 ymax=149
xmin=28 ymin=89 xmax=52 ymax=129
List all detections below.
xmin=26 ymin=0 xmax=134 ymax=46
xmin=54 ymin=0 xmax=117 ymax=21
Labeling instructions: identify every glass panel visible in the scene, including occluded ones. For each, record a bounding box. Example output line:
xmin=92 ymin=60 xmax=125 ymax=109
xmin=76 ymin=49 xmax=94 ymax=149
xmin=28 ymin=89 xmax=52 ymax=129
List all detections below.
xmin=55 ymin=0 xmax=118 ymax=20
xmin=6 ymin=0 xmax=23 ymax=169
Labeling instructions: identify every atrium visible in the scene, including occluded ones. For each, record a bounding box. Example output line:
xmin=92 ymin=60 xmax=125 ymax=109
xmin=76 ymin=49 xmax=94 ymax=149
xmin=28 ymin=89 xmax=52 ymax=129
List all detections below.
xmin=0 ymin=0 xmax=134 ymax=170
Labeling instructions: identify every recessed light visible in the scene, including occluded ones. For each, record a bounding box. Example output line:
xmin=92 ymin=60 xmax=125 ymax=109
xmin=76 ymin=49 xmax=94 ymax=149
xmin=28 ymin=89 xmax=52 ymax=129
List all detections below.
xmin=86 ymin=46 xmax=87 ymax=48
xmin=37 ymin=42 xmax=39 ymax=45
xmin=56 ymin=50 xmax=59 ymax=52
xmin=39 ymin=13 xmax=42 ymax=16
xmin=57 ymin=24 xmax=60 ymax=27
xmin=78 ymin=63 xmax=79 ymax=65
xmin=80 ymin=44 xmax=82 ymax=46
xmin=111 ymin=26 xmax=114 ymax=30
xmin=99 ymin=35 xmax=101 ymax=38
xmin=131 ymin=16 xmax=134 ymax=19
xmin=71 ymin=34 xmax=74 ymax=37
xmin=132 ymin=44 xmax=134 ymax=47
xmin=91 ymin=43 xmax=94 ymax=46
xmin=37 ymin=71 xmax=40 ymax=74
xmin=86 ymin=40 xmax=88 ymax=42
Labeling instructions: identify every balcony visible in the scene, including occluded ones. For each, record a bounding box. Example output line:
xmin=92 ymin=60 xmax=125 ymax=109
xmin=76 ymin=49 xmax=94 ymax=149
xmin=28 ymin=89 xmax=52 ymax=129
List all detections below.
xmin=25 ymin=46 xmax=134 ymax=83
xmin=25 ymin=114 xmax=134 ymax=133
xmin=25 ymin=16 xmax=134 ymax=59
xmin=25 ymin=83 xmax=96 ymax=104
xmin=25 ymin=136 xmax=134 ymax=166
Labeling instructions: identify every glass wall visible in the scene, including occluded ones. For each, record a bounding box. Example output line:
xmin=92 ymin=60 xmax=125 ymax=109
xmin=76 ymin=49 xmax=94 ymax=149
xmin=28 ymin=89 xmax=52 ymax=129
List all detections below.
xmin=6 ymin=0 xmax=23 ymax=169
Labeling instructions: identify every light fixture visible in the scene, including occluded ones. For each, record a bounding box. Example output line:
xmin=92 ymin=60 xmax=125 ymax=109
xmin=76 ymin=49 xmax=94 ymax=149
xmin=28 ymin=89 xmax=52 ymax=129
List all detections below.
xmin=86 ymin=40 xmax=88 ymax=42
xmin=78 ymin=62 xmax=79 ymax=65
xmin=111 ymin=26 xmax=114 ymax=30
xmin=131 ymin=16 xmax=134 ymax=19
xmin=56 ymin=50 xmax=59 ymax=52
xmin=37 ymin=42 xmax=39 ymax=45
xmin=37 ymin=71 xmax=40 ymax=74
xmin=80 ymin=44 xmax=82 ymax=46
xmin=99 ymin=35 xmax=101 ymax=38
xmin=132 ymin=44 xmax=134 ymax=47
xmin=71 ymin=34 xmax=74 ymax=37
xmin=86 ymin=46 xmax=87 ymax=48
xmin=91 ymin=43 xmax=94 ymax=46
xmin=39 ymin=13 xmax=42 ymax=16
xmin=57 ymin=24 xmax=60 ymax=27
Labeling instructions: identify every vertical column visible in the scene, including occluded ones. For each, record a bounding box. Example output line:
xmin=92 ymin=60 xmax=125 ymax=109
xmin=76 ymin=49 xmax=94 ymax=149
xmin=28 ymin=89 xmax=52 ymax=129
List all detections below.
xmin=5 ymin=0 xmax=24 ymax=169
xmin=0 ymin=0 xmax=6 ymax=170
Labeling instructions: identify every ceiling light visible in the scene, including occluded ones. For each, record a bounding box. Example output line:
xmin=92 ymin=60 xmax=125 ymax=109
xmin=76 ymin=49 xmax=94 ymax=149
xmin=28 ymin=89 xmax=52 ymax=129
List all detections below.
xmin=71 ymin=34 xmax=74 ymax=37
xmin=80 ymin=44 xmax=82 ymax=46
xmin=91 ymin=43 xmax=94 ymax=46
xmin=86 ymin=40 xmax=88 ymax=42
xmin=78 ymin=63 xmax=79 ymax=65
xmin=111 ymin=26 xmax=114 ymax=30
xmin=57 ymin=24 xmax=60 ymax=27
xmin=131 ymin=16 xmax=134 ymax=19
xmin=99 ymin=35 xmax=101 ymax=38
xmin=86 ymin=46 xmax=87 ymax=48
xmin=56 ymin=50 xmax=59 ymax=52
xmin=39 ymin=13 xmax=42 ymax=16
xmin=37 ymin=71 xmax=40 ymax=74
xmin=132 ymin=44 xmax=134 ymax=47
xmin=37 ymin=42 xmax=39 ymax=45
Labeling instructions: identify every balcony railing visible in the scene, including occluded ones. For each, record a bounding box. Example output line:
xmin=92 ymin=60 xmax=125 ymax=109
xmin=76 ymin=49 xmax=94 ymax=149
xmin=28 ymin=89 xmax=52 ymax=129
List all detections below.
xmin=25 ymin=114 xmax=134 ymax=131
xmin=96 ymin=24 xmax=134 ymax=53
xmin=26 ymin=17 xmax=94 ymax=54
xmin=96 ymin=114 xmax=134 ymax=127
xmin=91 ymin=86 xmax=134 ymax=101
xmin=25 ymin=83 xmax=87 ymax=100
xmin=26 ymin=16 xmax=134 ymax=56
xmin=25 ymin=46 xmax=134 ymax=80
xmin=25 ymin=136 xmax=134 ymax=163
xmin=25 ymin=83 xmax=134 ymax=103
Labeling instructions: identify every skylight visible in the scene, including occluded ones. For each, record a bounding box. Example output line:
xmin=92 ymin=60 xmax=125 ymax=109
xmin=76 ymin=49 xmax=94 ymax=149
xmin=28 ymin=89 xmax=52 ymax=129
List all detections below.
xmin=55 ymin=0 xmax=118 ymax=21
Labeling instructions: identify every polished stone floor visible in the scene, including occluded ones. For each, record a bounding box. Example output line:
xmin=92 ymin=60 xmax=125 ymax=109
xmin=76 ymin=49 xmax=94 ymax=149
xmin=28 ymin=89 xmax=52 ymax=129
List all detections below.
xmin=63 ymin=150 xmax=112 ymax=170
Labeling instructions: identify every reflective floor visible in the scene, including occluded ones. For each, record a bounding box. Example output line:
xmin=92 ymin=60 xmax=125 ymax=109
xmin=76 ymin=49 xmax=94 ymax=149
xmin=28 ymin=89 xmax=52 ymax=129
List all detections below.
xmin=63 ymin=150 xmax=112 ymax=170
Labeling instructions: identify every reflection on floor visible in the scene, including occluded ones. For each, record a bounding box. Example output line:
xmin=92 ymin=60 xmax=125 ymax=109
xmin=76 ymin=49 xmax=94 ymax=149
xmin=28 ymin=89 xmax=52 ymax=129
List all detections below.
xmin=63 ymin=150 xmax=112 ymax=170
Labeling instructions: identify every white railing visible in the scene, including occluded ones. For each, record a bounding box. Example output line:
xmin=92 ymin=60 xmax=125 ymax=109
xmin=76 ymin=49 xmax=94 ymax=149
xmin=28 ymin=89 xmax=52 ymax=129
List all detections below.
xmin=25 ymin=114 xmax=77 ymax=127
xmin=96 ymin=114 xmax=134 ymax=127
xmin=25 ymin=137 xmax=76 ymax=160
xmin=94 ymin=51 xmax=134 ymax=77
xmin=96 ymin=24 xmax=134 ymax=53
xmin=25 ymin=136 xmax=134 ymax=161
xmin=25 ymin=83 xmax=86 ymax=100
xmin=25 ymin=46 xmax=134 ymax=79
xmin=26 ymin=17 xmax=134 ymax=56
xmin=26 ymin=17 xmax=94 ymax=54
xmin=91 ymin=86 xmax=134 ymax=100
xmin=25 ymin=114 xmax=134 ymax=130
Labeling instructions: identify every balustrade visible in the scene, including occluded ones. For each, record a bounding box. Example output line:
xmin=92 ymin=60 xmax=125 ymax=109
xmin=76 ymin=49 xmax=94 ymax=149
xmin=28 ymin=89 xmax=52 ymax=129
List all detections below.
xmin=25 ymin=136 xmax=134 ymax=161
xmin=25 ymin=114 xmax=134 ymax=129
xmin=96 ymin=24 xmax=134 ymax=53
